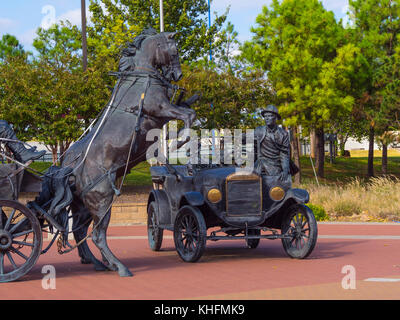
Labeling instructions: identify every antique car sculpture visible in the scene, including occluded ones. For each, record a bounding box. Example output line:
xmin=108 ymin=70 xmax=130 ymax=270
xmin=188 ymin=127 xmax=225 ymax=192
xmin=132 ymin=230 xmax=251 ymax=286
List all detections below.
xmin=147 ymin=163 xmax=318 ymax=262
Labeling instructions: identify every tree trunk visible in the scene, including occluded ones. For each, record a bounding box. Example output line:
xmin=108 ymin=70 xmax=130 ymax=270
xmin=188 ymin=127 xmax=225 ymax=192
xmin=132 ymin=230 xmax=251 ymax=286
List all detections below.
xmin=310 ymin=129 xmax=316 ymax=159
xmin=382 ymin=142 xmax=388 ymax=175
xmin=315 ymin=127 xmax=325 ymax=178
xmin=51 ymin=143 xmax=58 ymax=165
xmin=290 ymin=126 xmax=301 ymax=184
xmin=367 ymin=126 xmax=374 ymax=177
xmin=58 ymin=140 xmax=71 ymax=165
xmin=338 ymin=133 xmax=348 ymax=157
xmin=59 ymin=141 xmax=65 ymax=165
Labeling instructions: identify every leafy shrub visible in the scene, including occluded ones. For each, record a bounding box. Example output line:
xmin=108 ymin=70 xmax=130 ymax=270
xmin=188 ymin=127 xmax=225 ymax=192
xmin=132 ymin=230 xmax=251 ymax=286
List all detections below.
xmin=307 ymin=203 xmax=329 ymax=221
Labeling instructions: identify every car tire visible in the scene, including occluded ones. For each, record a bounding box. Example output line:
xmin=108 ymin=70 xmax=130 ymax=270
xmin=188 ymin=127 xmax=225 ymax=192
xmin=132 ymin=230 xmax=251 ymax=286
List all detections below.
xmin=281 ymin=204 xmax=317 ymax=259
xmin=174 ymin=205 xmax=207 ymax=262
xmin=147 ymin=201 xmax=163 ymax=251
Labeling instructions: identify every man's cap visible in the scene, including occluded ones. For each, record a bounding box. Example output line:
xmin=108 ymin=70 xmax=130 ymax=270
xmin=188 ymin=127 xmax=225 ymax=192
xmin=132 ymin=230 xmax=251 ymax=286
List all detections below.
xmin=261 ymin=105 xmax=281 ymax=120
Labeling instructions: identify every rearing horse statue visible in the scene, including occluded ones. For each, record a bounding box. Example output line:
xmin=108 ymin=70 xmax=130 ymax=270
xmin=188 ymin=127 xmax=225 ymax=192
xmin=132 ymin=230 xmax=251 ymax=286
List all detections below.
xmin=57 ymin=29 xmax=197 ymax=277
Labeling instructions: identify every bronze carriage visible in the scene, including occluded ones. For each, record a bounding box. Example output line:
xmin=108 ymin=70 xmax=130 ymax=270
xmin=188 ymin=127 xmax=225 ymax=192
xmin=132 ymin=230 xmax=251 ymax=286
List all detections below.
xmin=0 ymin=159 xmax=44 ymax=282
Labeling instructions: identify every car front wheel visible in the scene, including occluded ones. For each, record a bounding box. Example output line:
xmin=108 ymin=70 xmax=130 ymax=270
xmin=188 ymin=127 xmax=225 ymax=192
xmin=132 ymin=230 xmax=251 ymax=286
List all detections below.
xmin=174 ymin=205 xmax=206 ymax=262
xmin=281 ymin=204 xmax=317 ymax=259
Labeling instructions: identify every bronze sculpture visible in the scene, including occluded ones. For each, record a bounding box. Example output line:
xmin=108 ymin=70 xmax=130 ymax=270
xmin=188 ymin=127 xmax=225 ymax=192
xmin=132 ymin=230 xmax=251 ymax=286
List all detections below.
xmin=254 ymin=105 xmax=292 ymax=190
xmin=0 ymin=28 xmax=199 ymax=282
xmin=0 ymin=28 xmax=316 ymax=283
xmin=146 ymin=106 xmax=318 ymax=262
xmin=47 ymin=29 xmax=198 ymax=277
xmin=0 ymin=120 xmax=46 ymax=163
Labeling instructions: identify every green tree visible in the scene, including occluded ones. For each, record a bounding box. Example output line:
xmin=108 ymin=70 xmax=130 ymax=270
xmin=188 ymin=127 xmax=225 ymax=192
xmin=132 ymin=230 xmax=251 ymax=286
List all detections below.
xmin=349 ymin=0 xmax=400 ymax=176
xmin=88 ymin=0 xmax=227 ymax=65
xmin=0 ymin=26 xmax=109 ymax=163
xmin=0 ymin=34 xmax=27 ymax=62
xmin=179 ymin=63 xmax=270 ymax=131
xmin=242 ymin=0 xmax=360 ymax=179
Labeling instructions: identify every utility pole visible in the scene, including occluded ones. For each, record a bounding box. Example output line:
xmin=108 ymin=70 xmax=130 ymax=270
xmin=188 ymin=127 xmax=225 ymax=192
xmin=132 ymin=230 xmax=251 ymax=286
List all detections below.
xmin=208 ymin=0 xmax=216 ymax=158
xmin=208 ymin=0 xmax=212 ymax=61
xmin=160 ymin=0 xmax=168 ymax=161
xmin=160 ymin=0 xmax=164 ymax=32
xmin=81 ymin=0 xmax=88 ymax=71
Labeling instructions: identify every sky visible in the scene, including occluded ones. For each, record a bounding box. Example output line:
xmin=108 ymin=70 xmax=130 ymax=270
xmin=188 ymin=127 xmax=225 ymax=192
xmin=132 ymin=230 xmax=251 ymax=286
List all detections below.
xmin=0 ymin=0 xmax=350 ymax=52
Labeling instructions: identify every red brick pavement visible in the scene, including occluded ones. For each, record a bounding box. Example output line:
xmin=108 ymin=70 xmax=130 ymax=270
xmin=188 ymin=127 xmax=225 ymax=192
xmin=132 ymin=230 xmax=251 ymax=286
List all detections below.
xmin=0 ymin=223 xmax=399 ymax=300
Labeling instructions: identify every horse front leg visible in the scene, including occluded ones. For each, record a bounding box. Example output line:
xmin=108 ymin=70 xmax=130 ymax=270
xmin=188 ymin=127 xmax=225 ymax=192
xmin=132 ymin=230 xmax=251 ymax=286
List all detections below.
xmin=159 ymin=101 xmax=197 ymax=150
xmin=71 ymin=200 xmax=108 ymax=271
xmin=91 ymin=207 xmax=133 ymax=277
xmin=159 ymin=100 xmax=196 ymax=129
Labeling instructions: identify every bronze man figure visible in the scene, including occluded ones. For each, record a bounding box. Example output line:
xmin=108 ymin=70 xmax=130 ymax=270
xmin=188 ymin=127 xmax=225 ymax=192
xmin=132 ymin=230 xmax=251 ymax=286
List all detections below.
xmin=0 ymin=120 xmax=46 ymax=163
xmin=254 ymin=105 xmax=291 ymax=188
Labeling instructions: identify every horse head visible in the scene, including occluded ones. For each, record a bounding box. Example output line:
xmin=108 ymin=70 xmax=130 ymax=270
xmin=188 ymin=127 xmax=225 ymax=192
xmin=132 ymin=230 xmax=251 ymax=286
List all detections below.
xmin=156 ymin=32 xmax=182 ymax=82
xmin=122 ymin=29 xmax=182 ymax=82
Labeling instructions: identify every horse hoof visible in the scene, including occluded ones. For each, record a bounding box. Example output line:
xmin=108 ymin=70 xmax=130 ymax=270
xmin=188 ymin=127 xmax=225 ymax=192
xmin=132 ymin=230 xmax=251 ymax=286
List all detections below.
xmin=119 ymin=268 xmax=133 ymax=277
xmin=107 ymin=264 xmax=118 ymax=271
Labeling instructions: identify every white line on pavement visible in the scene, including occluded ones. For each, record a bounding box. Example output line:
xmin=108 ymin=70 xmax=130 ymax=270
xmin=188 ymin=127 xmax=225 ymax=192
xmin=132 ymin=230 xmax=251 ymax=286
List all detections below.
xmin=364 ymin=278 xmax=400 ymax=282
xmin=318 ymin=235 xmax=400 ymax=240
xmin=42 ymin=235 xmax=400 ymax=242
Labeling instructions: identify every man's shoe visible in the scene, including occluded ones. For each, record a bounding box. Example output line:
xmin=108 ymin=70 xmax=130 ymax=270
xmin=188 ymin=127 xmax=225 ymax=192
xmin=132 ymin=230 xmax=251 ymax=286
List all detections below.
xmin=18 ymin=149 xmax=46 ymax=163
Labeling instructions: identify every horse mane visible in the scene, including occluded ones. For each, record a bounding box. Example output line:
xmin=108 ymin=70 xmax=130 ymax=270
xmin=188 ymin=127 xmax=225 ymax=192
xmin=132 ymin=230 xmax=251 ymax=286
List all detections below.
xmin=118 ymin=27 xmax=159 ymax=72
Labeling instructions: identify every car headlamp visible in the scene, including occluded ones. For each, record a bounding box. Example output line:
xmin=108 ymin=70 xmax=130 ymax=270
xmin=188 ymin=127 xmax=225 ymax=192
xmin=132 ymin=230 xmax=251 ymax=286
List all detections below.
xmin=269 ymin=186 xmax=285 ymax=201
xmin=207 ymin=188 xmax=222 ymax=203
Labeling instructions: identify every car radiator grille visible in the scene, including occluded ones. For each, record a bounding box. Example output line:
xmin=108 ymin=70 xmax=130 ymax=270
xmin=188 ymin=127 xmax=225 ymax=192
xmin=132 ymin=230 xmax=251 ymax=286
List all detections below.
xmin=226 ymin=175 xmax=262 ymax=216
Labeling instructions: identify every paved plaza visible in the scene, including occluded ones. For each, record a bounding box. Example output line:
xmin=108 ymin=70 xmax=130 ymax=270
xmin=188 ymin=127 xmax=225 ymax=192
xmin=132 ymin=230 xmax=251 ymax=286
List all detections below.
xmin=0 ymin=223 xmax=399 ymax=300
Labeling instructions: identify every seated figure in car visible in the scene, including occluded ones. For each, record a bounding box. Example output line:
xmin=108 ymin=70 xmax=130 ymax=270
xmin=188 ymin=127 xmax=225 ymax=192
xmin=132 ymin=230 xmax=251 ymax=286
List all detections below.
xmin=253 ymin=105 xmax=292 ymax=190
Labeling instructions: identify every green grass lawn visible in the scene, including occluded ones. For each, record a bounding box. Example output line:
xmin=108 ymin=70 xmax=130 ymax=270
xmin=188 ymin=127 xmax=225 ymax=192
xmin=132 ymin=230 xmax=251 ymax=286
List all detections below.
xmin=29 ymin=155 xmax=400 ymax=187
xmin=300 ymin=156 xmax=400 ymax=185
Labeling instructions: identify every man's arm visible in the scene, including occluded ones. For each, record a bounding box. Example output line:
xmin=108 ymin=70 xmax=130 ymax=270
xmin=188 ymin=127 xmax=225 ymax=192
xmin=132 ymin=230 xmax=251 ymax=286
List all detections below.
xmin=278 ymin=129 xmax=291 ymax=181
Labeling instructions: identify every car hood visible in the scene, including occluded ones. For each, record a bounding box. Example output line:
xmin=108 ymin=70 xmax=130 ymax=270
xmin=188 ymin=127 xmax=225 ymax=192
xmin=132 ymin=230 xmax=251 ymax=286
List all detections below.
xmin=193 ymin=167 xmax=237 ymax=189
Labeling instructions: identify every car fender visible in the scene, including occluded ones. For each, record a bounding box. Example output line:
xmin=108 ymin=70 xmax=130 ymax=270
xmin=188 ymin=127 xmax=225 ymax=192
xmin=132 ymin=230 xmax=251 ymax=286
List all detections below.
xmin=147 ymin=189 xmax=172 ymax=225
xmin=180 ymin=191 xmax=205 ymax=207
xmin=263 ymin=188 xmax=310 ymax=226
xmin=284 ymin=188 xmax=310 ymax=204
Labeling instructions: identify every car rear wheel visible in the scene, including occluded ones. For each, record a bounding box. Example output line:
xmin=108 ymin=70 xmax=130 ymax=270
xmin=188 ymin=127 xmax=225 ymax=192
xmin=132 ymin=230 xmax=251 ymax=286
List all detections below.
xmin=281 ymin=204 xmax=317 ymax=259
xmin=147 ymin=202 xmax=163 ymax=251
xmin=174 ymin=205 xmax=206 ymax=262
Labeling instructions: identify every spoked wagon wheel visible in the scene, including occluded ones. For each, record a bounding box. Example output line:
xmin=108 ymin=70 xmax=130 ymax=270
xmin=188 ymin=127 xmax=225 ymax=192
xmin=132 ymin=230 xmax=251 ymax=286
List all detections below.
xmin=174 ymin=206 xmax=206 ymax=262
xmin=0 ymin=200 xmax=42 ymax=283
xmin=281 ymin=204 xmax=317 ymax=259
xmin=147 ymin=202 xmax=163 ymax=251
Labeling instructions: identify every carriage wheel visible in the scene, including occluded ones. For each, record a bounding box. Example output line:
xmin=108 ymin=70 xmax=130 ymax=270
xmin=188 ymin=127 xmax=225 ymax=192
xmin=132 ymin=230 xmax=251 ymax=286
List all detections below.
xmin=147 ymin=202 xmax=163 ymax=251
xmin=0 ymin=200 xmax=42 ymax=283
xmin=174 ymin=206 xmax=206 ymax=263
xmin=281 ymin=204 xmax=317 ymax=259
xmin=247 ymin=229 xmax=260 ymax=249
